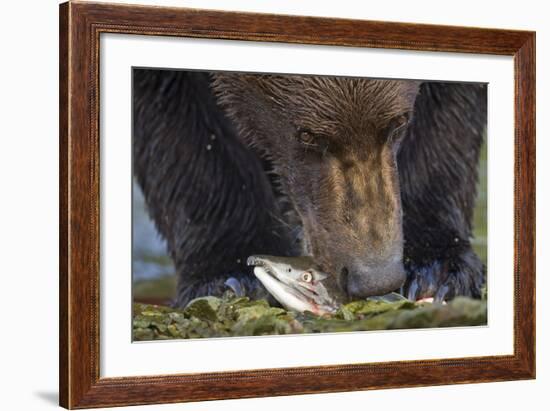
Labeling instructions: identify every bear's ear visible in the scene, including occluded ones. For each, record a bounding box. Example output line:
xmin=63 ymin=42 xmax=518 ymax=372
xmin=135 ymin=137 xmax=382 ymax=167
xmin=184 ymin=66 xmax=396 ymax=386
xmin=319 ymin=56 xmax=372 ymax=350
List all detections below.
xmin=210 ymin=72 xmax=248 ymax=95
xmin=210 ymin=72 xmax=268 ymax=114
xmin=210 ymin=72 xmax=265 ymax=103
xmin=210 ymin=73 xmax=293 ymax=109
xmin=209 ymin=73 xmax=291 ymax=149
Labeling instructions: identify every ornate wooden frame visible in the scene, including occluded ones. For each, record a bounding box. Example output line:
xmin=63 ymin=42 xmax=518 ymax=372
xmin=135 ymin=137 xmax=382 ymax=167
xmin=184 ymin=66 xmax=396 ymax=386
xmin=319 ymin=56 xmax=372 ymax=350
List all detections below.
xmin=59 ymin=1 xmax=536 ymax=408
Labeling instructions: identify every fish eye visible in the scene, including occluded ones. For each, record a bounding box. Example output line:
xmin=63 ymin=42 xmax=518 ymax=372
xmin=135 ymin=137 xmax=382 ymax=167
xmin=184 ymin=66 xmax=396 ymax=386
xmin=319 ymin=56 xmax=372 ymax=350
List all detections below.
xmin=301 ymin=271 xmax=313 ymax=283
xmin=287 ymin=267 xmax=292 ymax=273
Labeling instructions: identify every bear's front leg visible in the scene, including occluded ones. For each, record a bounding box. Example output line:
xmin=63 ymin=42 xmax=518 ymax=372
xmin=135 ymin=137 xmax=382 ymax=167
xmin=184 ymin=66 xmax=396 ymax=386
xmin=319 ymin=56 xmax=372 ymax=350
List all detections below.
xmin=402 ymin=244 xmax=485 ymax=302
xmin=396 ymin=81 xmax=487 ymax=302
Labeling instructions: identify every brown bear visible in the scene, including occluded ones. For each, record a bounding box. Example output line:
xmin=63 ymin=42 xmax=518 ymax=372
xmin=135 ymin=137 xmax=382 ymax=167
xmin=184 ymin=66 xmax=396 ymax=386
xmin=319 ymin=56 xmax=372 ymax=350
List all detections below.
xmin=133 ymin=69 xmax=486 ymax=308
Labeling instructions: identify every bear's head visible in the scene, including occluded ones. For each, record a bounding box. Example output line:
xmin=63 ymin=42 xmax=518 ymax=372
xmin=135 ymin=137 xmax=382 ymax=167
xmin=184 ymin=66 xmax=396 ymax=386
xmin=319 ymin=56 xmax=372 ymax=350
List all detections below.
xmin=212 ymin=74 xmax=420 ymax=299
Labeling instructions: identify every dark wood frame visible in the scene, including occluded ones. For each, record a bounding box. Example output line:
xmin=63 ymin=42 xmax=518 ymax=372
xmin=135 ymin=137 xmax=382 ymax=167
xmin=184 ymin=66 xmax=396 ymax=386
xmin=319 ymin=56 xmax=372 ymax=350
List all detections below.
xmin=59 ymin=1 xmax=536 ymax=409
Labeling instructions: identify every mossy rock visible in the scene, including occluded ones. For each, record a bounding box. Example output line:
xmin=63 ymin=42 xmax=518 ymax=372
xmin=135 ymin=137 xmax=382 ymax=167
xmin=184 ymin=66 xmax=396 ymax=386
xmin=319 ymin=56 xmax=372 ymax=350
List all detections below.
xmin=133 ymin=294 xmax=487 ymax=341
xmin=184 ymin=296 xmax=222 ymax=322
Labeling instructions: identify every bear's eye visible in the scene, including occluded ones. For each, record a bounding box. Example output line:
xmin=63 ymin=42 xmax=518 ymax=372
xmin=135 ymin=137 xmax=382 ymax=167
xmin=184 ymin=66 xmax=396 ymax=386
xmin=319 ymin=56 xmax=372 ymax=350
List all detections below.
xmin=297 ymin=129 xmax=317 ymax=146
xmin=296 ymin=128 xmax=332 ymax=156
xmin=391 ymin=114 xmax=410 ymax=133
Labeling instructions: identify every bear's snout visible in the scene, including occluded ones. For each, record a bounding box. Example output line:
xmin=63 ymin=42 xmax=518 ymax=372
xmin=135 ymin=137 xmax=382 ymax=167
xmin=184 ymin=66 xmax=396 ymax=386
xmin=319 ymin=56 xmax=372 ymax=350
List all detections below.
xmin=344 ymin=258 xmax=406 ymax=299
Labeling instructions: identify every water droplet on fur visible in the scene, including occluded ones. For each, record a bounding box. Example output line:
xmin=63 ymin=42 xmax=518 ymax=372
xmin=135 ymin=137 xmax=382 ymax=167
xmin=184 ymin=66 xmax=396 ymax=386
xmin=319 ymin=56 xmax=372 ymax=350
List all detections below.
xmin=210 ymin=134 xmax=216 ymax=140
xmin=206 ymin=144 xmax=212 ymax=150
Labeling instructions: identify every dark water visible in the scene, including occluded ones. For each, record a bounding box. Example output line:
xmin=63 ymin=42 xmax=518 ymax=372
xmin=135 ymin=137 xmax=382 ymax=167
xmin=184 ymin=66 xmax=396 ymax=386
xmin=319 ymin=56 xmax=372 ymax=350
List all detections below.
xmin=132 ymin=181 xmax=174 ymax=281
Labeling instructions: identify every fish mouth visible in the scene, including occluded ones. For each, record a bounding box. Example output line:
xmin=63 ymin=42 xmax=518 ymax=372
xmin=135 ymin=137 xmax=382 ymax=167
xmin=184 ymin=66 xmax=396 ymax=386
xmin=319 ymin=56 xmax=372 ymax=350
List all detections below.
xmin=247 ymin=256 xmax=336 ymax=315
xmin=246 ymin=255 xmax=272 ymax=269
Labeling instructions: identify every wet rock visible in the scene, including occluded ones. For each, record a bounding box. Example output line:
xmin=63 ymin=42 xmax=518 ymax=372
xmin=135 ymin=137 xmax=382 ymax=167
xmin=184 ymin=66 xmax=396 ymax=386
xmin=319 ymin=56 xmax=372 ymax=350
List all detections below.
xmin=132 ymin=294 xmax=487 ymax=341
xmin=184 ymin=296 xmax=222 ymax=322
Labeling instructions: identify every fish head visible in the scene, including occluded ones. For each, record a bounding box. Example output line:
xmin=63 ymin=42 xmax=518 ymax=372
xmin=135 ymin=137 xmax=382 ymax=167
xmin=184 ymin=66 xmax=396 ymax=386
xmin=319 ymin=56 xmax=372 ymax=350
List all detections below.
xmin=247 ymin=255 xmax=345 ymax=315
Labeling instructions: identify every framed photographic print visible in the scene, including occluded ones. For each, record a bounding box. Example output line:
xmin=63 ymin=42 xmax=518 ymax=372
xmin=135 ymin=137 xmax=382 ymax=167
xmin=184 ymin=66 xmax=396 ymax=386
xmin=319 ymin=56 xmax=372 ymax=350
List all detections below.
xmin=59 ymin=1 xmax=535 ymax=408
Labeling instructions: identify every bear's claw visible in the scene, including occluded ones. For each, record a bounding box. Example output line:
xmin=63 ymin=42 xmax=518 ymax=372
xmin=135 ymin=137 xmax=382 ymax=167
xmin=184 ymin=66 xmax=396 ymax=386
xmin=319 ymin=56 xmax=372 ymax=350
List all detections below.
xmin=224 ymin=277 xmax=246 ymax=297
xmin=403 ymin=249 xmax=485 ymax=302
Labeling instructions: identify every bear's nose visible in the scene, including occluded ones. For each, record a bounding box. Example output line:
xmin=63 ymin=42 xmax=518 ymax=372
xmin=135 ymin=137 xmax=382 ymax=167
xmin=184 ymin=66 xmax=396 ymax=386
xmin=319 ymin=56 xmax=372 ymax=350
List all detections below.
xmin=345 ymin=259 xmax=406 ymax=299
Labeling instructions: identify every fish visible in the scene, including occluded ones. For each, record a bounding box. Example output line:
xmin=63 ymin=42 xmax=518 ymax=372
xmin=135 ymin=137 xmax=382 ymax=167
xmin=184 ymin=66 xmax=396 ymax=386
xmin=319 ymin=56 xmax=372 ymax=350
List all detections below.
xmin=247 ymin=255 xmax=413 ymax=315
xmin=247 ymin=255 xmax=346 ymax=315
